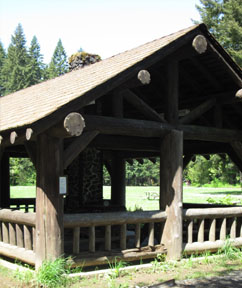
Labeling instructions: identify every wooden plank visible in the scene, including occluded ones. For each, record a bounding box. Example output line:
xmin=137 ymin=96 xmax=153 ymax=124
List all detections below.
xmin=35 ymin=133 xmax=64 ymax=269
xmin=73 ymin=227 xmax=80 ymax=254
xmin=105 ymin=225 xmax=111 ymax=251
xmin=198 ymin=219 xmax=204 ymax=243
xmin=121 ymin=89 xmax=165 ymax=123
xmin=9 ymin=223 xmax=16 ymax=246
xmin=160 ymin=130 xmax=183 ymax=260
xmin=24 ymin=225 xmax=32 ymax=250
xmin=2 ymin=222 xmax=9 ymax=243
xmin=209 ymin=218 xmax=216 ymax=242
xmin=135 ymin=223 xmax=141 ymax=248
xmin=120 ymin=224 xmax=127 ymax=250
xmin=220 ymin=218 xmax=227 ymax=241
xmin=89 ymin=226 xmax=95 ymax=253
xmin=179 ymin=98 xmax=216 ymax=124
xmin=148 ymin=222 xmax=154 ymax=246
xmin=64 ymin=131 xmax=99 ymax=169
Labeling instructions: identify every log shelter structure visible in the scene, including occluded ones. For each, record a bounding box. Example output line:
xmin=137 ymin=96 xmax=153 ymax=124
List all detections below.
xmin=0 ymin=24 xmax=242 ymax=269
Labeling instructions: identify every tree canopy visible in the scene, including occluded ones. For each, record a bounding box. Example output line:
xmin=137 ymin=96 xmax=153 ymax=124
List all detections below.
xmin=195 ymin=0 xmax=242 ymax=66
xmin=48 ymin=39 xmax=68 ymax=79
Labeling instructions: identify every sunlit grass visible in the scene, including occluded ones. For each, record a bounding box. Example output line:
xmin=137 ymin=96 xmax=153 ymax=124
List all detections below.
xmin=10 ymin=185 xmax=242 ymax=211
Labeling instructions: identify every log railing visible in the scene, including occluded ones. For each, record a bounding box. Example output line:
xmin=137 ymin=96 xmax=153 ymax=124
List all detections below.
xmin=0 ymin=208 xmax=36 ymax=265
xmin=183 ymin=207 xmax=242 ymax=253
xmin=64 ymin=210 xmax=167 ymax=266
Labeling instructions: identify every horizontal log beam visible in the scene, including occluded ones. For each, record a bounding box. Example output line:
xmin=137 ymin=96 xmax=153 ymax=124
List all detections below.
xmin=183 ymin=207 xmax=242 ymax=219
xmin=0 ymin=209 xmax=36 ymax=226
xmin=64 ymin=210 xmax=167 ymax=228
xmin=179 ymin=98 xmax=216 ymax=124
xmin=84 ymin=115 xmax=242 ymax=143
xmin=184 ymin=238 xmax=242 ymax=254
xmin=0 ymin=242 xmax=35 ymax=266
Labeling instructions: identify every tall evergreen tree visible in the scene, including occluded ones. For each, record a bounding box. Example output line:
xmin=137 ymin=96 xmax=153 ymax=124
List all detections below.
xmin=1 ymin=24 xmax=32 ymax=95
xmin=0 ymin=41 xmax=7 ymax=96
xmin=194 ymin=0 xmax=242 ymax=66
xmin=29 ymin=36 xmax=47 ymax=85
xmin=48 ymin=39 xmax=68 ymax=79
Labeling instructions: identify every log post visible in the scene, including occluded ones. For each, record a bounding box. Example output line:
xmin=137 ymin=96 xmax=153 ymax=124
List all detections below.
xmin=111 ymin=153 xmax=126 ymax=207
xmin=160 ymin=130 xmax=183 ymax=260
xmin=35 ymin=133 xmax=64 ymax=269
xmin=0 ymin=152 xmax=10 ymax=208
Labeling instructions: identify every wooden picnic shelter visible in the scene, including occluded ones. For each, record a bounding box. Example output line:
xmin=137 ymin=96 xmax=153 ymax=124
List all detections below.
xmin=0 ymin=23 xmax=242 ymax=269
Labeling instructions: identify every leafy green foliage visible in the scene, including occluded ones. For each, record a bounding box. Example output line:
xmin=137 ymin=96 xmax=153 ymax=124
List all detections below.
xmin=184 ymin=154 xmax=240 ymax=186
xmin=48 ymin=39 xmax=68 ymax=78
xmin=0 ymin=41 xmax=7 ymax=96
xmin=1 ymin=24 xmax=33 ymax=95
xmin=195 ymin=0 xmax=242 ymax=66
xmin=10 ymin=158 xmax=36 ymax=186
xmin=29 ymin=35 xmax=47 ymax=85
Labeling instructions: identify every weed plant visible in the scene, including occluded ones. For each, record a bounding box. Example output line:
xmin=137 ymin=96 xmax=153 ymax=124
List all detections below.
xmin=35 ymin=257 xmax=71 ymax=288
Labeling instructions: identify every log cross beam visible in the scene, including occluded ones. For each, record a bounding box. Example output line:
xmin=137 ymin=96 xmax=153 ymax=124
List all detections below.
xmin=121 ymin=89 xmax=166 ymax=123
xmin=179 ymin=98 xmax=216 ymax=124
xmin=63 ymin=130 xmax=99 ymax=169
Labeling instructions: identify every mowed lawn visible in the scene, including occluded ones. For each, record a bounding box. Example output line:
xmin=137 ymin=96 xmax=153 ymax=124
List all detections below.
xmin=10 ymin=185 xmax=242 ymax=211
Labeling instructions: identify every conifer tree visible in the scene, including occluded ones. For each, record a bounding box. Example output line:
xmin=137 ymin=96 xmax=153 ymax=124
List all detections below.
xmin=195 ymin=0 xmax=242 ymax=66
xmin=48 ymin=39 xmax=68 ymax=79
xmin=0 ymin=41 xmax=6 ymax=96
xmin=1 ymin=24 xmax=32 ymax=95
xmin=29 ymin=35 xmax=47 ymax=85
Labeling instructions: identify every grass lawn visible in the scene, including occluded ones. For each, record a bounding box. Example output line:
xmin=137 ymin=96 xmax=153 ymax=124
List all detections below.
xmin=10 ymin=185 xmax=242 ymax=211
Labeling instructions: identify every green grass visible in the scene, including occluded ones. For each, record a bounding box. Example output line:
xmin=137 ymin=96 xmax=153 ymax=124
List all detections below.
xmin=10 ymin=185 xmax=242 ymax=211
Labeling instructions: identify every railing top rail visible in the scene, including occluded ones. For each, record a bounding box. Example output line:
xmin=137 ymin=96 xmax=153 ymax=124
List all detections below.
xmin=0 ymin=208 xmax=36 ymax=226
xmin=64 ymin=210 xmax=167 ymax=228
xmin=183 ymin=207 xmax=242 ymax=219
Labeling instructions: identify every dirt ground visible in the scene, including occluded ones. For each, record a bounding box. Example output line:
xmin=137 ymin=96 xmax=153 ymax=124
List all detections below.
xmin=1 ymin=258 xmax=242 ymax=287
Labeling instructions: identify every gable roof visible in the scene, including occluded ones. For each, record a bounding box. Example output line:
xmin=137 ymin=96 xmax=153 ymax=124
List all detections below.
xmin=0 ymin=24 xmax=241 ymax=134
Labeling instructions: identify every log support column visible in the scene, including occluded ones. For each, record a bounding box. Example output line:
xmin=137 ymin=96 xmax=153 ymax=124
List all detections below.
xmin=160 ymin=130 xmax=183 ymax=260
xmin=35 ymin=133 xmax=64 ymax=269
xmin=0 ymin=152 xmax=10 ymax=208
xmin=111 ymin=153 xmax=126 ymax=208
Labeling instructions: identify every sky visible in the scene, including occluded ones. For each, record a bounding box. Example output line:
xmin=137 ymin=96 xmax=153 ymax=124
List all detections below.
xmin=0 ymin=0 xmax=201 ymax=63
